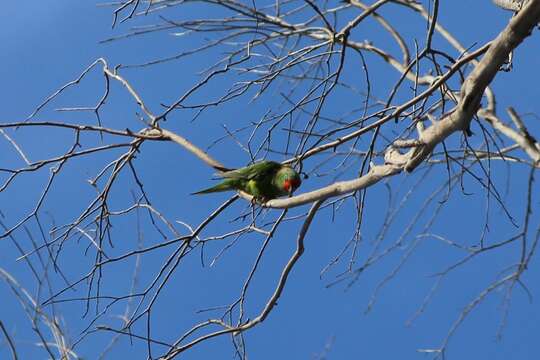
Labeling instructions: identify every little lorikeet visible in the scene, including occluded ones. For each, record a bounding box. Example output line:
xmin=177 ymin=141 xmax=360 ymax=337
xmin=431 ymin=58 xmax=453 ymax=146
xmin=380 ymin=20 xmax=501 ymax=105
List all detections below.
xmin=193 ymin=161 xmax=302 ymax=201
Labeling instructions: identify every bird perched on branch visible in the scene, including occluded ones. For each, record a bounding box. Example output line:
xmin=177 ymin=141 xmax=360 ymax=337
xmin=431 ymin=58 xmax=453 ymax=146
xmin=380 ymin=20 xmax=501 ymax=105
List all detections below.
xmin=193 ymin=160 xmax=302 ymax=202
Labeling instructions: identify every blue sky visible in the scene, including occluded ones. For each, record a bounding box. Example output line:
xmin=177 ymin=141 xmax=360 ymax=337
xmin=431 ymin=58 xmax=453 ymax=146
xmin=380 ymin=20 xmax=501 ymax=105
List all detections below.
xmin=1 ymin=1 xmax=539 ymax=359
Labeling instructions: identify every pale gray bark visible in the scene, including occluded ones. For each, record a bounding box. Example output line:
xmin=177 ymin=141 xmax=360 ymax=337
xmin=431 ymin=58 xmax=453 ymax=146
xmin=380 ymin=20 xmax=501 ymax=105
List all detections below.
xmin=493 ymin=0 xmax=528 ymax=11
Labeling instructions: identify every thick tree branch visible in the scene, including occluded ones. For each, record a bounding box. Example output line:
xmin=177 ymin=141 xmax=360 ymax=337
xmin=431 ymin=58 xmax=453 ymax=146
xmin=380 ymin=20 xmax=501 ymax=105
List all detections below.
xmin=404 ymin=0 xmax=540 ymax=171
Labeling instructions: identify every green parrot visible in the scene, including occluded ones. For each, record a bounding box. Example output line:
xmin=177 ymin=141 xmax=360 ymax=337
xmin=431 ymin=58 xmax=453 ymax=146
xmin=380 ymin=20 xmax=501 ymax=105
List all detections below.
xmin=193 ymin=161 xmax=302 ymax=201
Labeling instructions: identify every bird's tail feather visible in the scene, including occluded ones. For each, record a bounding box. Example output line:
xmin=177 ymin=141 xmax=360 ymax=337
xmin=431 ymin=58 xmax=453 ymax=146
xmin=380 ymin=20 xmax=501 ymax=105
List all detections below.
xmin=191 ymin=181 xmax=235 ymax=195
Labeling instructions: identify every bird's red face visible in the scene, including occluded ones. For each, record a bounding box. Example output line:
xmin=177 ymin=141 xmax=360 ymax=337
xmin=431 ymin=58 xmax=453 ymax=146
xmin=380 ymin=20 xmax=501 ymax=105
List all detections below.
xmin=282 ymin=177 xmax=302 ymax=194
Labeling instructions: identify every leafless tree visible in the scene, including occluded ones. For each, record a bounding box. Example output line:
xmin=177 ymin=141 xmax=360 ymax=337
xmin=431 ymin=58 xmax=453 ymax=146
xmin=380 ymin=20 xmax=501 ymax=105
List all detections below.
xmin=1 ymin=1 xmax=540 ymax=359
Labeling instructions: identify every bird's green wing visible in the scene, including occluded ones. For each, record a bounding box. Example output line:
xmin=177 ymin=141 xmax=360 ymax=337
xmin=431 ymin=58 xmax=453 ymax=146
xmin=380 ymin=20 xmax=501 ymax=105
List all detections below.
xmin=220 ymin=161 xmax=281 ymax=180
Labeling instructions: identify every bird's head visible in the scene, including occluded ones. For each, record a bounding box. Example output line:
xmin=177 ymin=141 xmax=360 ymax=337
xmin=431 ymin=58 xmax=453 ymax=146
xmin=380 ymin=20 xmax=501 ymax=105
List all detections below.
xmin=278 ymin=166 xmax=302 ymax=195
